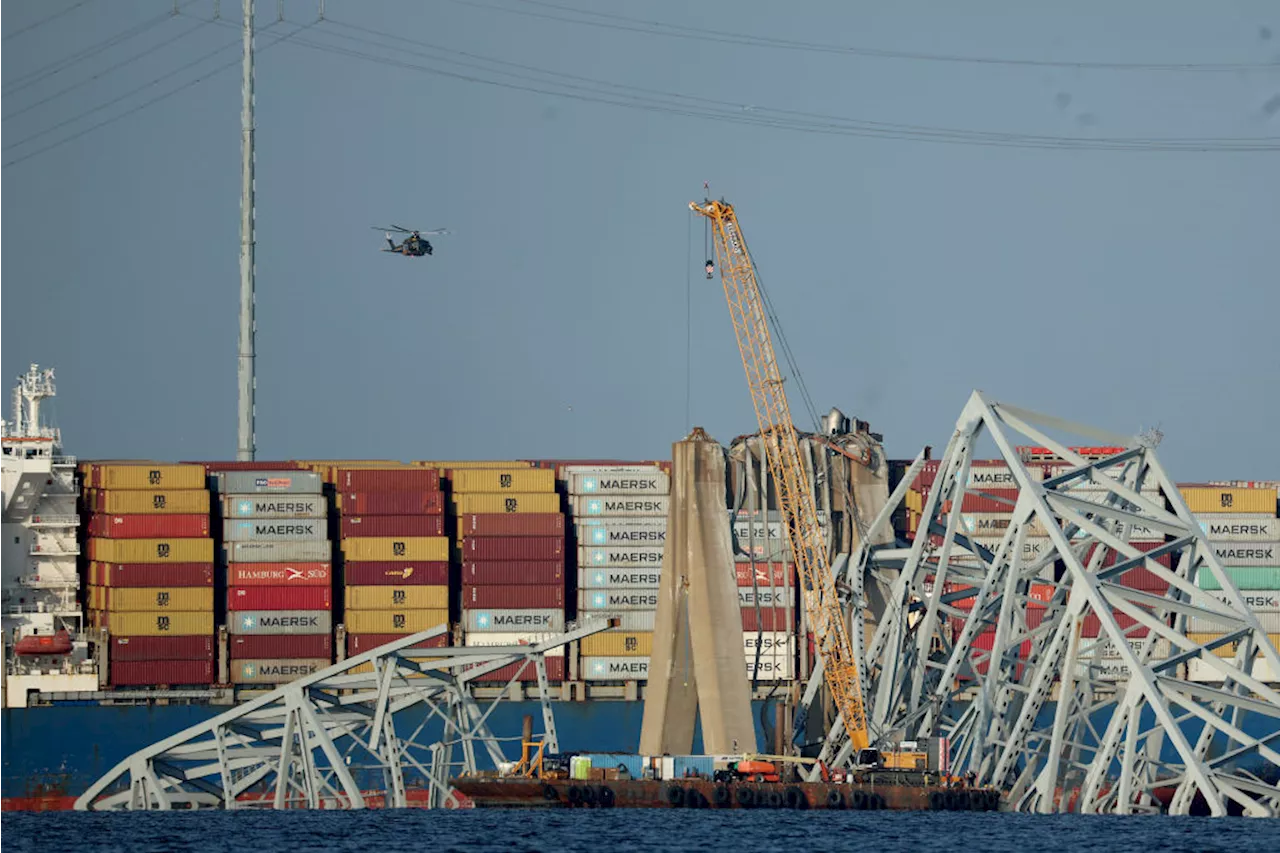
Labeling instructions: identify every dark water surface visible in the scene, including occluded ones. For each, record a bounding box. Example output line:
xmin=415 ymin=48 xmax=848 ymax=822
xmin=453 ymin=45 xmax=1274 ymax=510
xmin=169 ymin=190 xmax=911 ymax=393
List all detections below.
xmin=5 ymin=810 xmax=1280 ymax=853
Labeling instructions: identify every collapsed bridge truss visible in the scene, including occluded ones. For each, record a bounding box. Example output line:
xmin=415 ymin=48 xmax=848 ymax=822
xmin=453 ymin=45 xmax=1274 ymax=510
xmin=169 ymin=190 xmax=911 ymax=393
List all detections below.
xmin=804 ymin=391 xmax=1280 ymax=816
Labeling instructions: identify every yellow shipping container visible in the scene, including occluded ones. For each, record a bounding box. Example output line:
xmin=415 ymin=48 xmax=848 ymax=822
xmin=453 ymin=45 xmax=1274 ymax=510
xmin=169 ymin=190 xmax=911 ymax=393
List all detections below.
xmin=341 ymin=536 xmax=449 ymax=562
xmin=581 ymin=632 xmax=653 ymax=657
xmin=92 ymin=489 xmax=210 ymax=514
xmin=90 ymin=538 xmax=213 ymax=563
xmin=906 ymin=490 xmax=923 ymax=513
xmin=453 ymin=493 xmax=561 ymax=515
xmin=344 ymin=585 xmax=448 ymax=610
xmin=451 ymin=468 xmax=555 ymax=494
xmin=104 ymin=587 xmax=213 ymax=612
xmin=1181 ymin=486 xmax=1277 ymax=515
xmin=93 ymin=464 xmax=206 ymax=490
xmin=104 ymin=611 xmax=214 ymax=636
xmin=345 ymin=608 xmax=449 ymax=634
xmin=1185 ymin=633 xmax=1280 ymax=657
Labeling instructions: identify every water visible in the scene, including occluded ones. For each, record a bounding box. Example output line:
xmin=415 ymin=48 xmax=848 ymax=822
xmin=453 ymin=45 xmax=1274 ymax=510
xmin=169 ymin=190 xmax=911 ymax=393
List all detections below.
xmin=4 ymin=810 xmax=1279 ymax=853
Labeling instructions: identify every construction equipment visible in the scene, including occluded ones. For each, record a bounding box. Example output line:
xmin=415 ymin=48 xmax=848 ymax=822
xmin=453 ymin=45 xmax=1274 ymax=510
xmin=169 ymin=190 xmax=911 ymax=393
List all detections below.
xmin=690 ymin=197 xmax=870 ymax=757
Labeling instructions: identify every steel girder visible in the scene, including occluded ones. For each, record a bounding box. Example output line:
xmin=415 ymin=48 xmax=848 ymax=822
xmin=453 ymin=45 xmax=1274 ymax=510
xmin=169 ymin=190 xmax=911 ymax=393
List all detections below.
xmin=804 ymin=391 xmax=1280 ymax=816
xmin=75 ymin=619 xmax=613 ymax=811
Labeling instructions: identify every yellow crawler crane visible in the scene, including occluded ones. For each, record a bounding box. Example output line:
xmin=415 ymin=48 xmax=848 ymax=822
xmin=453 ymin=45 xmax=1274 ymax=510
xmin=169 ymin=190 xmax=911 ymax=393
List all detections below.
xmin=690 ymin=197 xmax=870 ymax=755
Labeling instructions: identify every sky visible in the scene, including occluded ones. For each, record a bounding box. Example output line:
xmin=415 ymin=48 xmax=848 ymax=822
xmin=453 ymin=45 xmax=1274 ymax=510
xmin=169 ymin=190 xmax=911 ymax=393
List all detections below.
xmin=3 ymin=1 xmax=1278 ymax=481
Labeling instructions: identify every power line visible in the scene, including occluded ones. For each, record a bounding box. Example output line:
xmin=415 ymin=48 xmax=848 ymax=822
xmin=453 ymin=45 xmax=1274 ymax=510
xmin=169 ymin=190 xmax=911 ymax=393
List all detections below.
xmin=3 ymin=0 xmax=93 ymax=43
xmin=445 ymin=0 xmax=1280 ymax=73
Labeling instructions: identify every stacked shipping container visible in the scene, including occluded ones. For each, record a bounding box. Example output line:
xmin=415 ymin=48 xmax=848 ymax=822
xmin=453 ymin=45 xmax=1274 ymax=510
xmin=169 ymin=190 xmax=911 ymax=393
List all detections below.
xmin=570 ymin=465 xmax=669 ymax=682
xmin=732 ymin=512 xmax=799 ymax=682
xmin=81 ymin=463 xmax=216 ymax=686
xmin=218 ymin=469 xmax=333 ymax=685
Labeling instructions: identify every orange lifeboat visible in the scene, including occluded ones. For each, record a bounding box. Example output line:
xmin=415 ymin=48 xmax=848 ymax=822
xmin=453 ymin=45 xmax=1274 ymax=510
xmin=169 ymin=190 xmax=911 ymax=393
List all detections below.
xmin=13 ymin=629 xmax=73 ymax=656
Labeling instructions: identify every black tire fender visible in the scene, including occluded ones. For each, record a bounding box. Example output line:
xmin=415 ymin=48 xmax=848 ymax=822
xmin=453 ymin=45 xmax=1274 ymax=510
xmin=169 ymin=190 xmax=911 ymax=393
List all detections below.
xmin=567 ymin=785 xmax=583 ymax=805
xmin=736 ymin=786 xmax=755 ymax=807
xmin=968 ymin=790 xmax=986 ymax=811
xmin=598 ymin=786 xmax=615 ymax=808
xmin=928 ymin=790 xmax=945 ymax=811
xmin=666 ymin=785 xmax=685 ymax=807
xmin=826 ymin=789 xmax=845 ymax=809
xmin=542 ymin=784 xmax=559 ymax=801
xmin=581 ymin=785 xmax=598 ymax=806
xmin=851 ymin=789 xmax=868 ymax=810
xmin=713 ymin=785 xmax=731 ymax=806
xmin=870 ymin=792 xmax=886 ymax=810
xmin=767 ymin=790 xmax=784 ymax=808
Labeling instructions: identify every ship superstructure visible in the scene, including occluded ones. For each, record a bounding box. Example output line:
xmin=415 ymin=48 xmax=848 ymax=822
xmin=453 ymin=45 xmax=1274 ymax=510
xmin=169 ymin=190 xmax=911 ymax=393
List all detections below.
xmin=2 ymin=364 xmax=97 ymax=706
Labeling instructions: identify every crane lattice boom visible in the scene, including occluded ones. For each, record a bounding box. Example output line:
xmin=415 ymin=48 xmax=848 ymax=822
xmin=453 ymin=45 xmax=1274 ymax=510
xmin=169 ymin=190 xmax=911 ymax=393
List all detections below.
xmin=690 ymin=198 xmax=869 ymax=752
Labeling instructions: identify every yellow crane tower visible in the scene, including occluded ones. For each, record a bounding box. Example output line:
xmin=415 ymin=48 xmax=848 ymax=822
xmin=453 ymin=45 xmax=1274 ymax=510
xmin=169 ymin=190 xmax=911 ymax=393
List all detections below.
xmin=690 ymin=197 xmax=870 ymax=755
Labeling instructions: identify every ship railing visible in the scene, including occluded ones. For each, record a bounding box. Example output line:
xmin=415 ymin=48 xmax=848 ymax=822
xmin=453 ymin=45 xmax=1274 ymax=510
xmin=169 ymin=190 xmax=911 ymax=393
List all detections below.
xmin=53 ymin=455 xmax=76 ymax=467
xmin=28 ymin=515 xmax=80 ymax=527
xmin=29 ymin=544 xmax=82 ymax=556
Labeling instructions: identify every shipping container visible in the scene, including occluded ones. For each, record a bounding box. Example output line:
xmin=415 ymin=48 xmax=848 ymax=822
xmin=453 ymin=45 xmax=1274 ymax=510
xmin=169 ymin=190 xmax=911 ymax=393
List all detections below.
xmin=89 ymin=537 xmax=213 ymax=564
xmin=184 ymin=460 xmax=302 ymax=473
xmin=453 ymin=493 xmax=561 ymax=515
xmin=342 ymin=561 xmax=450 ymax=586
xmin=576 ymin=520 xmax=667 ymax=548
xmin=466 ymin=658 xmax=566 ymax=683
xmin=99 ymin=611 xmax=213 ymax=636
xmin=463 ymin=608 xmax=564 ymax=633
xmin=102 ymin=587 xmax=213 ymax=612
xmin=741 ymin=608 xmax=795 ymax=632
xmin=222 ymin=494 xmax=327 ymax=519
xmin=231 ymin=659 xmax=329 ymax=684
xmin=338 ymin=491 xmax=444 ymax=516
xmin=91 ymin=562 xmax=214 ymax=588
xmin=461 ymin=632 xmax=565 ymax=656
xmin=92 ymin=464 xmax=206 ymax=491
xmin=227 ymin=541 xmax=333 ymax=563
xmin=342 ymin=536 xmax=449 ymax=562
xmin=581 ymin=632 xmax=653 ymax=657
xmin=87 ymin=514 xmax=210 ymax=539
xmin=227 ymin=562 xmax=332 ymax=586
xmin=345 ymin=608 xmax=450 ymax=634
xmin=345 ymin=585 xmax=449 ymax=610
xmin=229 ymin=634 xmax=332 ymax=660
xmin=451 ymin=468 xmax=555 ymax=493
xmin=1198 ymin=516 xmax=1280 ymax=542
xmin=88 ymin=489 xmax=211 ymax=515
xmin=228 ymin=586 xmax=333 ymax=611
xmin=109 ymin=635 xmax=214 ymax=661
xmin=578 ymin=589 xmax=659 ymax=611
xmin=340 ymin=515 xmax=445 ymax=538
xmin=567 ymin=470 xmax=669 ymax=497
xmin=414 ymin=460 xmax=532 ymax=471
xmin=738 ymin=587 xmax=792 ymax=608
xmin=1189 ymin=610 xmax=1280 ymax=633
xmin=576 ymin=568 xmax=662 ymax=589
xmin=460 ymin=536 xmax=565 ymax=561
xmin=462 ymin=561 xmax=564 ymax=586
xmin=1184 ymin=633 xmax=1280 ymax=658
xmin=346 ymin=633 xmax=450 ymax=654
xmin=457 ymin=513 xmax=565 ymax=538
xmin=1197 ymin=566 xmax=1280 ymax=590
xmin=581 ymin=656 xmax=649 ymax=681
xmin=215 ymin=471 xmax=323 ymax=494
xmin=1180 ymin=486 xmax=1277 ymax=515
xmin=461 ymin=584 xmax=564 ymax=610
xmin=335 ymin=468 xmax=440 ymax=492
xmin=570 ymin=495 xmax=670 ymax=518
xmin=734 ymin=562 xmax=793 ymax=587
xmin=109 ymin=660 xmax=214 ymax=686
xmin=1211 ymin=542 xmax=1280 ymax=567
xmin=222 ymin=518 xmax=328 ymax=542
xmin=228 ymin=610 xmax=333 ymax=635
xmin=579 ymin=546 xmax=665 ymax=568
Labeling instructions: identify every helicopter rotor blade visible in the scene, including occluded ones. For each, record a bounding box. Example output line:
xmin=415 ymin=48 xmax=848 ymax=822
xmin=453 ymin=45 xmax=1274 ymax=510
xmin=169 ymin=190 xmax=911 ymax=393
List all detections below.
xmin=373 ymin=225 xmax=411 ymax=233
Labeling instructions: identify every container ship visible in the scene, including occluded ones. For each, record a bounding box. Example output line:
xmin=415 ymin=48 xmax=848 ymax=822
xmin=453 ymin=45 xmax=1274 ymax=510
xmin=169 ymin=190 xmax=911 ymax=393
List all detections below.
xmin=3 ymin=366 xmax=1278 ymax=810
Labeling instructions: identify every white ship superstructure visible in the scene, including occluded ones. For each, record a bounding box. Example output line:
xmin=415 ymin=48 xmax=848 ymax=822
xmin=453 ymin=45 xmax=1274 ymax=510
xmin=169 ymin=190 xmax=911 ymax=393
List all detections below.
xmin=2 ymin=364 xmax=98 ymax=705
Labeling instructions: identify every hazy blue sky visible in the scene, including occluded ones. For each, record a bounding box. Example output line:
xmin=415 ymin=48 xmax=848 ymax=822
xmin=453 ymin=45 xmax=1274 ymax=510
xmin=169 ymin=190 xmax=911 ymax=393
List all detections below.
xmin=3 ymin=1 xmax=1278 ymax=480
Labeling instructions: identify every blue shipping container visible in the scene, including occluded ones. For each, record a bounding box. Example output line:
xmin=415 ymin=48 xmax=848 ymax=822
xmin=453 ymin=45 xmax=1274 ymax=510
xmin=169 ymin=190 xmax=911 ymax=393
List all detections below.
xmin=582 ymin=753 xmax=644 ymax=779
xmin=672 ymin=755 xmax=715 ymax=778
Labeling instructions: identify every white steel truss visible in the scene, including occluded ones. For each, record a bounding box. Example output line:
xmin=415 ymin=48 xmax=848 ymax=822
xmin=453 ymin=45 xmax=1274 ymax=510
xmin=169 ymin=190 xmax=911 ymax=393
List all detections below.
xmin=804 ymin=391 xmax=1280 ymax=816
xmin=75 ymin=619 xmax=613 ymax=811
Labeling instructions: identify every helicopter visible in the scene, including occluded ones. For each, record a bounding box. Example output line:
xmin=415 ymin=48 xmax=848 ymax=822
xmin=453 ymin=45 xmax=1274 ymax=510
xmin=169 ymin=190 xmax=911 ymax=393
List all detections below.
xmin=373 ymin=224 xmax=451 ymax=257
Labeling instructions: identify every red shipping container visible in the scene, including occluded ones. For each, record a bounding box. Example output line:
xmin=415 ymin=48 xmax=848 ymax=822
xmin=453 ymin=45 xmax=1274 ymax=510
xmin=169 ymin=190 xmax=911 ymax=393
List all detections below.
xmin=741 ymin=608 xmax=795 ymax=632
xmin=336 ymin=468 xmax=440 ymax=492
xmin=109 ymin=660 xmax=214 ymax=687
xmin=340 ymin=491 xmax=443 ymax=516
xmin=230 ymin=634 xmax=333 ymax=660
xmin=342 ymin=561 xmax=450 ymax=586
xmin=109 ymin=635 xmax=214 ymax=662
xmin=181 ymin=461 xmax=302 ymax=472
xmin=341 ymin=515 xmax=445 ymax=538
xmin=1082 ymin=611 xmax=1152 ymax=638
xmin=461 ymin=584 xmax=564 ymax=610
xmin=735 ymin=562 xmax=793 ymax=587
xmin=457 ymin=513 xmax=566 ymax=538
xmin=87 ymin=513 xmax=210 ymax=539
xmin=227 ymin=562 xmax=332 ymax=586
xmin=347 ymin=633 xmax=450 ymax=655
xmin=228 ymin=586 xmax=333 ymax=611
xmin=924 ymin=489 xmax=1021 ymax=514
xmin=969 ymin=630 xmax=1032 ymax=677
xmin=468 ymin=657 xmax=565 ymax=683
xmin=91 ymin=562 xmax=214 ymax=588
xmin=461 ymin=536 xmax=564 ymax=561
xmin=461 ymin=561 xmax=564 ymax=586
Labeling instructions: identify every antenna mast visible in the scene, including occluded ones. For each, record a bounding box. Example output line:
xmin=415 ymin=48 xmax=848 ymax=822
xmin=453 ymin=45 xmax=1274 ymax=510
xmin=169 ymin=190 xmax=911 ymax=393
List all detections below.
xmin=236 ymin=0 xmax=256 ymax=461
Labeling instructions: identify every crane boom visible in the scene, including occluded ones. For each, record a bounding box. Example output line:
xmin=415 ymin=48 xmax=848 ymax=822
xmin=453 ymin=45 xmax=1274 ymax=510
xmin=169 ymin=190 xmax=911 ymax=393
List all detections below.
xmin=690 ymin=198 xmax=869 ymax=753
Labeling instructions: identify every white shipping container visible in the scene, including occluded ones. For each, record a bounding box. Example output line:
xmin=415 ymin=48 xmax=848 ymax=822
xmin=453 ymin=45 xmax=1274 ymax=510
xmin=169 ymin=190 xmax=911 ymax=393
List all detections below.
xmin=972 ymin=537 xmax=1055 ymax=561
xmin=1198 ymin=516 xmax=1280 ymax=542
xmin=579 ymin=545 xmax=665 ymax=568
xmin=1187 ymin=656 xmax=1280 ymax=684
xmin=221 ymin=518 xmax=327 ymax=542
xmin=460 ymin=632 xmax=565 ymax=657
xmin=1189 ymin=597 xmax=1280 ymax=633
xmin=572 ymin=495 xmax=670 ymax=518
xmin=1211 ymin=541 xmax=1280 ymax=567
xmin=229 ymin=610 xmax=332 ymax=635
xmin=568 ymin=470 xmax=670 ymax=497
xmin=598 ymin=611 xmax=657 ymax=632
xmin=577 ymin=568 xmax=663 ymax=589
xmin=578 ymin=589 xmax=660 ymax=611
xmin=232 ymin=659 xmax=328 ymax=684
xmin=215 ymin=471 xmax=323 ymax=494
xmin=576 ymin=519 xmax=668 ymax=547
xmin=958 ymin=513 xmax=1163 ymax=542
xmin=964 ymin=465 xmax=1020 ymax=490
xmin=738 ymin=587 xmax=791 ymax=607
xmin=582 ymin=655 xmax=650 ymax=680
xmin=222 ymin=494 xmax=327 ymax=519
xmin=227 ymin=540 xmax=332 ymax=563
xmin=746 ymin=657 xmax=795 ymax=680
xmin=463 ymin=609 xmax=565 ymax=633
